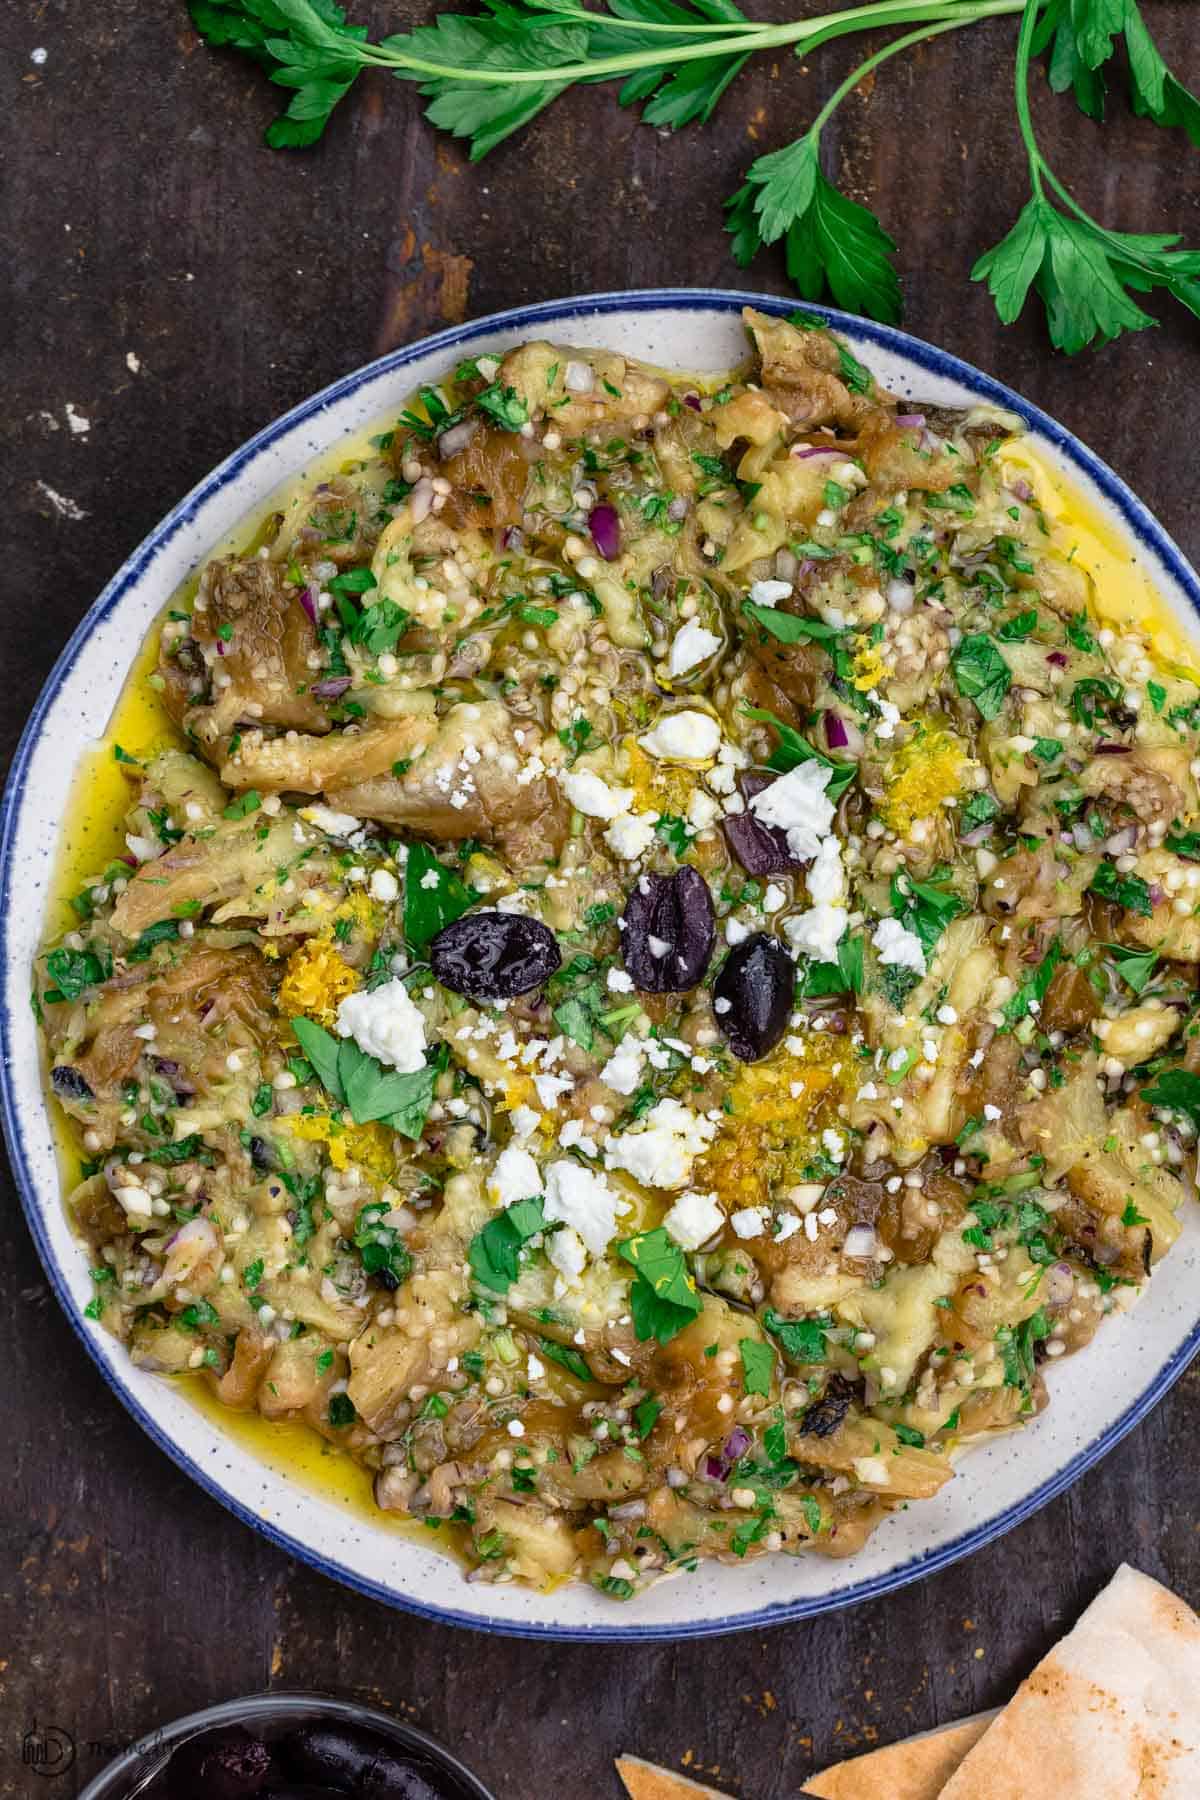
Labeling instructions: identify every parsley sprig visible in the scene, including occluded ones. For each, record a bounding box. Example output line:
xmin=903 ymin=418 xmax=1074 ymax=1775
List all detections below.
xmin=190 ymin=0 xmax=1200 ymax=351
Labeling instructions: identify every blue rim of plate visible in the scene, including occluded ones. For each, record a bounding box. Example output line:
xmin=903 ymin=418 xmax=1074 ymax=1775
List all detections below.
xmin=4 ymin=287 xmax=1200 ymax=1642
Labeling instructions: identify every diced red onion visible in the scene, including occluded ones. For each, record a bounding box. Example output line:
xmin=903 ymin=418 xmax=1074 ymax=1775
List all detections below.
xmin=1071 ymin=822 xmax=1096 ymax=852
xmin=667 ymin=495 xmax=689 ymax=522
xmin=1104 ymin=825 xmax=1138 ymax=854
xmin=1046 ymin=650 xmax=1069 ymax=667
xmin=961 ymin=823 xmax=993 ymax=849
xmin=824 ymin=711 xmax=850 ymax=750
xmin=588 ymin=503 xmax=621 ymax=561
xmin=312 ymin=675 xmax=352 ymax=700
xmin=683 ymin=392 xmax=702 ymax=412
xmin=843 ymin=1225 xmax=878 ymax=1260
xmin=501 ymin=526 xmax=525 ymax=552
xmin=1149 ymin=884 xmax=1165 ymax=905
xmin=1095 ymin=742 xmax=1132 ymax=755
xmin=895 ymin=412 xmax=926 ymax=427
xmin=705 ymin=1426 xmax=751 ymax=1478
xmin=563 ymin=359 xmax=594 ymax=394
xmin=1044 ymin=1262 xmax=1075 ymax=1307
xmin=791 ymin=444 xmax=841 ymax=460
xmin=1011 ymin=478 xmax=1034 ymax=502
xmin=298 ymin=583 xmax=319 ymax=625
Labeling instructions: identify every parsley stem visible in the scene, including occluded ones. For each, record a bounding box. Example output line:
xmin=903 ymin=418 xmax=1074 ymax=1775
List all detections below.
xmin=809 ymin=11 xmax=993 ymax=140
xmin=1012 ymin=0 xmax=1048 ymax=192
xmin=356 ymin=0 xmax=1023 ymax=88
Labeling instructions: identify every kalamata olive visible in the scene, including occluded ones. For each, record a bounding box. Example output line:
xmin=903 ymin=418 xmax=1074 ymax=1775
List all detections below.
xmin=277 ymin=1729 xmax=444 ymax=1800
xmin=167 ymin=1726 xmax=272 ymax=1800
xmin=51 ymin=1064 xmax=94 ymax=1102
xmin=722 ymin=776 xmax=802 ymax=877
xmin=429 ymin=911 xmax=561 ymax=1000
xmin=620 ymin=867 xmax=715 ymax=993
xmin=712 ymin=932 xmax=795 ymax=1061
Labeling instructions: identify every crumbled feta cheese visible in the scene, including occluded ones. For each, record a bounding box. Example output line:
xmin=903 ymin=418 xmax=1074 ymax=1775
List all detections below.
xmin=730 ymin=1206 xmax=768 ymax=1239
xmin=806 ymin=833 xmax=846 ymax=905
xmin=558 ymin=1118 xmax=599 ymax=1156
xmin=639 ymin=709 xmax=721 ymax=763
xmin=533 ymin=1072 xmax=573 ymax=1109
xmin=785 ymin=904 xmax=848 ymax=964
xmin=336 ymin=978 xmax=426 ymax=1073
xmin=725 ymin=917 xmax=749 ymax=946
xmin=762 ymin=882 xmax=786 ymax=914
xmin=368 ymin=868 xmax=399 ymax=904
xmin=853 ymin=1455 xmax=891 ymax=1487
xmin=542 ymin=1160 xmax=622 ymax=1257
xmin=547 ymin=1225 xmax=587 ymax=1283
xmin=983 ymin=1102 xmax=1002 ymax=1122
xmin=606 ymin=968 xmax=635 ymax=993
xmin=599 ymin=1040 xmax=645 ymax=1096
xmin=687 ymin=788 xmax=720 ymax=833
xmin=604 ymin=810 xmax=658 ymax=860
xmin=668 ymin=621 xmax=721 ymax=676
xmin=773 ymin=1212 xmax=802 ymax=1242
xmin=748 ymin=578 xmax=793 ymax=609
xmin=749 ymin=761 xmax=835 ymax=861
xmin=561 ymin=768 xmax=635 ymax=820
xmin=874 ymin=699 xmax=902 ymax=741
xmin=300 ymin=803 xmax=363 ymax=839
xmin=662 ymin=1188 xmax=724 ymax=1250
xmin=604 ymin=1097 xmax=718 ymax=1190
xmin=510 ymin=1105 xmax=541 ymax=1138
xmin=488 ymin=1145 xmax=542 ymax=1209
xmin=872 ymin=916 xmax=927 ymax=976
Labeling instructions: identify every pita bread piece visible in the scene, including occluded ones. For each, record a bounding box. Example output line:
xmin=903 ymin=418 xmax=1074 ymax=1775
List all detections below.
xmin=616 ymin=1754 xmax=735 ymax=1799
xmin=800 ymin=1712 xmax=997 ymax=1798
xmin=940 ymin=1564 xmax=1200 ymax=1800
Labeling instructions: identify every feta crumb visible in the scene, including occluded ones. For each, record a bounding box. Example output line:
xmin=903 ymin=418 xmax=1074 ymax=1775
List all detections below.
xmin=599 ymin=1040 xmax=645 ymax=1096
xmin=668 ymin=621 xmax=721 ymax=677
xmin=510 ymin=1105 xmax=542 ymax=1139
xmin=604 ymin=1096 xmax=718 ymax=1189
xmin=561 ymin=768 xmax=635 ymax=820
xmin=749 ymin=761 xmax=835 ymax=861
xmin=301 ymin=803 xmax=363 ymax=839
xmin=730 ymin=1206 xmax=768 ymax=1239
xmin=785 ymin=904 xmax=848 ymax=964
xmin=748 ymin=578 xmax=793 ymax=609
xmin=543 ymin=1160 xmax=622 ymax=1257
xmin=687 ymin=788 xmax=720 ymax=833
xmin=368 ymin=868 xmax=399 ymax=904
xmin=604 ymin=810 xmax=658 ymax=860
xmin=336 ymin=978 xmax=426 ymax=1073
xmin=773 ymin=1212 xmax=802 ymax=1242
xmin=489 ymin=1145 xmax=542 ymax=1209
xmin=533 ymin=1072 xmax=572 ymax=1109
xmin=872 ymin=916 xmax=927 ymax=977
xmin=547 ymin=1225 xmax=587 ymax=1283
xmin=639 ymin=709 xmax=721 ymax=763
xmin=606 ymin=968 xmax=635 ymax=993
xmin=663 ymin=1189 xmax=724 ymax=1250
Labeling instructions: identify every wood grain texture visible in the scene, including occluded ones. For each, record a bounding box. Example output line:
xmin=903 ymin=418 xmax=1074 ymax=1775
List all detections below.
xmin=1 ymin=3 xmax=1198 ymax=1796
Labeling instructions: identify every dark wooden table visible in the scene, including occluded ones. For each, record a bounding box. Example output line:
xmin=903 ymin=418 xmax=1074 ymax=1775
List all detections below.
xmin=3 ymin=4 xmax=1198 ymax=1795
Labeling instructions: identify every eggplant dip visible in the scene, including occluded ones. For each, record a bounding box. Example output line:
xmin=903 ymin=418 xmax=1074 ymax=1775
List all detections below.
xmin=37 ymin=311 xmax=1200 ymax=1599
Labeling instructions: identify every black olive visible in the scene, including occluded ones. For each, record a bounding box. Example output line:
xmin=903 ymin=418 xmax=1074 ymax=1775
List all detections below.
xmin=51 ymin=1064 xmax=93 ymax=1103
xmin=712 ymin=932 xmax=795 ymax=1062
xmin=797 ymin=1372 xmax=857 ymax=1438
xmin=620 ymin=868 xmax=715 ymax=993
xmin=429 ymin=912 xmax=561 ymax=1001
xmin=722 ymin=774 xmax=804 ymax=877
xmin=167 ymin=1726 xmax=272 ymax=1800
xmin=277 ymin=1729 xmax=444 ymax=1800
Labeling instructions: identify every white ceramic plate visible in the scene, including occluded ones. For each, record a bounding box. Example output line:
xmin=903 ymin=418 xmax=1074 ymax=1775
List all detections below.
xmin=5 ymin=290 xmax=1200 ymax=1641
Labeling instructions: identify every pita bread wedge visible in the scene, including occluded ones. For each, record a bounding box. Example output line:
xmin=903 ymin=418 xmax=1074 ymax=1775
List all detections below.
xmin=939 ymin=1564 xmax=1200 ymax=1799
xmin=616 ymin=1755 xmax=735 ymax=1799
xmin=800 ymin=1712 xmax=997 ymax=1798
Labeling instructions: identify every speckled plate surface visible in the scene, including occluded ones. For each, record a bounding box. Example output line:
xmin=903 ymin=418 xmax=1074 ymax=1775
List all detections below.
xmin=4 ymin=290 xmax=1200 ymax=1641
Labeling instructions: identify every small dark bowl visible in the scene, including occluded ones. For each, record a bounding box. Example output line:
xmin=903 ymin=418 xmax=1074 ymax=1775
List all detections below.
xmin=78 ymin=1692 xmax=494 ymax=1800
